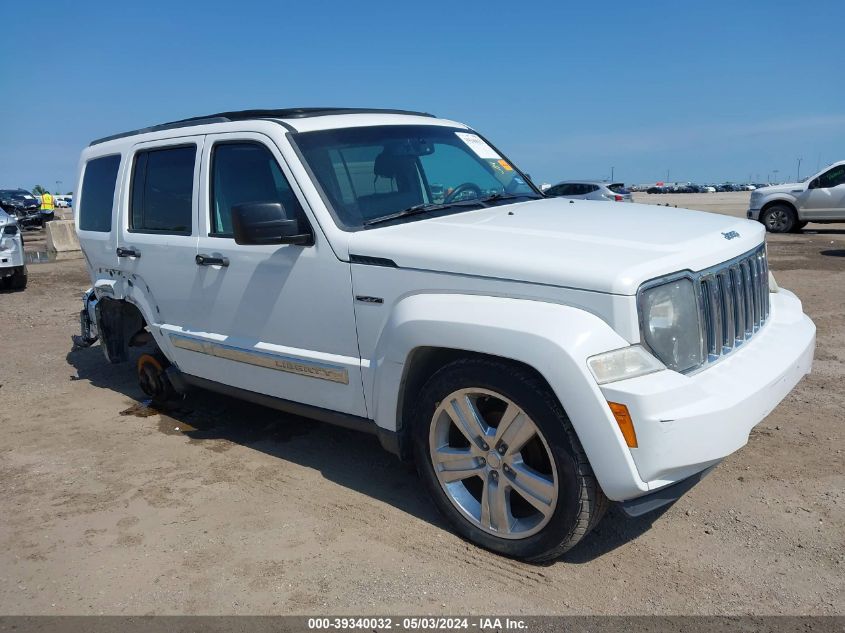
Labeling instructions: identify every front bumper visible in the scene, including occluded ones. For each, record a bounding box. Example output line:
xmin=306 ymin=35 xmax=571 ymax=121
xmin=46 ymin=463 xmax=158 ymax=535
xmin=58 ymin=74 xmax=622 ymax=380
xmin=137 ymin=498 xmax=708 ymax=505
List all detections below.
xmin=746 ymin=208 xmax=761 ymax=220
xmin=600 ymin=288 xmax=814 ymax=498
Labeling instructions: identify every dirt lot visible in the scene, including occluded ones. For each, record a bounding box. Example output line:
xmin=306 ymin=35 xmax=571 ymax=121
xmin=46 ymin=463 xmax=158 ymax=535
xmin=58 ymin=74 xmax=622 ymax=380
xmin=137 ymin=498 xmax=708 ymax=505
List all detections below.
xmin=1 ymin=193 xmax=843 ymax=615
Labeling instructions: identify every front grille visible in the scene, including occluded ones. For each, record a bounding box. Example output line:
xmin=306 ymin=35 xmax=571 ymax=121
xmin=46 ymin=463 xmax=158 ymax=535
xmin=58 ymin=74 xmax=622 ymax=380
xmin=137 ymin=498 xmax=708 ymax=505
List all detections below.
xmin=698 ymin=244 xmax=770 ymax=363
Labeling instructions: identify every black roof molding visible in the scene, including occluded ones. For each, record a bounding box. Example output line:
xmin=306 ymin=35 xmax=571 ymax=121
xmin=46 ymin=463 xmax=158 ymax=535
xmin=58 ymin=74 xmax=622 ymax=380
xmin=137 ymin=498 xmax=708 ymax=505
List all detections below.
xmin=89 ymin=108 xmax=436 ymax=146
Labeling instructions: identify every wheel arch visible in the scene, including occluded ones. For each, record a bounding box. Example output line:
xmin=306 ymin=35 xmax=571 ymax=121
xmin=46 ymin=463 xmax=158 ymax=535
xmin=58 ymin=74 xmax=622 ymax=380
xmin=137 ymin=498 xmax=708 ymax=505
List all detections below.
xmin=760 ymin=198 xmax=798 ymax=216
xmin=394 ymin=347 xmax=555 ymax=458
xmin=94 ymin=296 xmax=150 ymax=363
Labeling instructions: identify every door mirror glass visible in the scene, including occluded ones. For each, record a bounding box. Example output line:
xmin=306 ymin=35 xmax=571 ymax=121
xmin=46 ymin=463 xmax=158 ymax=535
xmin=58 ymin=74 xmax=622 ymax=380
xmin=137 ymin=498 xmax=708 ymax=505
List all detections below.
xmin=231 ymin=202 xmax=313 ymax=246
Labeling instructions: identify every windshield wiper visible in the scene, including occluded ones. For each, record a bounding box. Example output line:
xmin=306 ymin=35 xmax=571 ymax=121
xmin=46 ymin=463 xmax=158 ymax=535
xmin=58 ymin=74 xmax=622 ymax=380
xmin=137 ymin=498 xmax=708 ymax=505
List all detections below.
xmin=363 ymin=200 xmax=484 ymax=227
xmin=477 ymin=192 xmax=540 ymax=204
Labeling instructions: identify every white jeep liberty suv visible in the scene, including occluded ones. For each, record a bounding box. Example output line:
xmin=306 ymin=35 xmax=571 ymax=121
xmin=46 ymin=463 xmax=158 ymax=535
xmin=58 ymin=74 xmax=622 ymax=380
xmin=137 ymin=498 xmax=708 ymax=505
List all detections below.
xmin=74 ymin=108 xmax=815 ymax=562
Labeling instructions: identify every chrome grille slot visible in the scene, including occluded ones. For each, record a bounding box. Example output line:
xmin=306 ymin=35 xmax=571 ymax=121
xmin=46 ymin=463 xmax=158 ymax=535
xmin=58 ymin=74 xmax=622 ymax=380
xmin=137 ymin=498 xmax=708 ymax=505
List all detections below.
xmin=695 ymin=244 xmax=770 ymax=368
xmin=719 ymin=268 xmax=735 ymax=350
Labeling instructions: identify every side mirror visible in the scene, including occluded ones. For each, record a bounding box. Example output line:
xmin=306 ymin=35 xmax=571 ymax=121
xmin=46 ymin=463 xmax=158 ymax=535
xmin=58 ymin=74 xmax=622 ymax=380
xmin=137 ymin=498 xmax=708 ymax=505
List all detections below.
xmin=231 ymin=202 xmax=313 ymax=246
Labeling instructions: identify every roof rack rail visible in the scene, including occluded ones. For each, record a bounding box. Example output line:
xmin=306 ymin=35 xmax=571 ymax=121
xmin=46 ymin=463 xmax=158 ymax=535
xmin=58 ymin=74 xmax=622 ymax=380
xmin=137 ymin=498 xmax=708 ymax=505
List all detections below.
xmin=89 ymin=107 xmax=436 ymax=146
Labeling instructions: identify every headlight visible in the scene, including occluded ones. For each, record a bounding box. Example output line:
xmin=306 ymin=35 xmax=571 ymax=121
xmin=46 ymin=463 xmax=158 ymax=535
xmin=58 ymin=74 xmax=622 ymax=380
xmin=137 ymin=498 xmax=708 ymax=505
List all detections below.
xmin=638 ymin=278 xmax=704 ymax=372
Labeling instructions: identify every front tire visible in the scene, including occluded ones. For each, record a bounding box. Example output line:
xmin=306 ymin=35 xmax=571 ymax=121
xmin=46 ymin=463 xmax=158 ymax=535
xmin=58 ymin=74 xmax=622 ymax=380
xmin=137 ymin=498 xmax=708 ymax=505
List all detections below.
xmin=411 ymin=358 xmax=606 ymax=562
xmin=761 ymin=204 xmax=796 ymax=233
xmin=3 ymin=266 xmax=27 ymax=290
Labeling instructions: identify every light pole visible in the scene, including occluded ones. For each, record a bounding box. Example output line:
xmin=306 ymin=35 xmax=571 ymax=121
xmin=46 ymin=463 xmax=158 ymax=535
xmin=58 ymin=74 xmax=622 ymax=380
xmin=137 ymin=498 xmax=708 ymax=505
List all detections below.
xmin=773 ymin=169 xmax=779 ymax=184
xmin=666 ymin=168 xmax=670 ymax=183
xmin=611 ymin=166 xmax=614 ymax=182
xmin=797 ymin=158 xmax=802 ymax=182
xmin=55 ymin=180 xmax=62 ymax=194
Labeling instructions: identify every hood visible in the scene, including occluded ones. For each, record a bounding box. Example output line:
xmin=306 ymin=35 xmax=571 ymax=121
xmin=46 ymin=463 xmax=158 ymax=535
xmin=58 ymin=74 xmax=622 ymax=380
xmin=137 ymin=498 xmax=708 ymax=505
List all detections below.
xmin=347 ymin=198 xmax=765 ymax=295
xmin=754 ymin=182 xmax=805 ymax=195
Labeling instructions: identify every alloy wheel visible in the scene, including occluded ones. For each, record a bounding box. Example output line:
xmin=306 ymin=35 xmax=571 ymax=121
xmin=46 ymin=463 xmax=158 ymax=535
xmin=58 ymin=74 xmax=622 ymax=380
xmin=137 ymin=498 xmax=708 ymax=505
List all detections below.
xmin=765 ymin=208 xmax=789 ymax=232
xmin=428 ymin=388 xmax=558 ymax=539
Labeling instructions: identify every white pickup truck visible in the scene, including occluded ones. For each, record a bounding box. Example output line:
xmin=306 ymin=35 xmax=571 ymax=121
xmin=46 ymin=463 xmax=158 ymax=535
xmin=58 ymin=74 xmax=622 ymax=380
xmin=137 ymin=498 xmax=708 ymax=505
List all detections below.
xmin=749 ymin=160 xmax=845 ymax=232
xmin=74 ymin=108 xmax=815 ymax=561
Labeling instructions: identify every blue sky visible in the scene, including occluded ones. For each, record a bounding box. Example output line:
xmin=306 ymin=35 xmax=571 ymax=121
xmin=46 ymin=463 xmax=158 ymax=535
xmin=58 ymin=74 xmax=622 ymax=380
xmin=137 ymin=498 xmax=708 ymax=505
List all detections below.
xmin=1 ymin=0 xmax=843 ymax=192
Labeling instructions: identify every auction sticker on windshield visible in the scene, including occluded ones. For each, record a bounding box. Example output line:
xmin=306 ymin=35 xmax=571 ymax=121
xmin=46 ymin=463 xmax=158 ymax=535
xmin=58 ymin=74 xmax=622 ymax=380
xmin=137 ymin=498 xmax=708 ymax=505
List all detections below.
xmin=455 ymin=132 xmax=501 ymax=160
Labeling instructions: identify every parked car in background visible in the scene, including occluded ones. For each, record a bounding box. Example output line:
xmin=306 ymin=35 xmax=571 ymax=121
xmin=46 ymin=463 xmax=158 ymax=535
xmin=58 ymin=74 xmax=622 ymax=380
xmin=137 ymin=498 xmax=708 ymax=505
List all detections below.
xmin=55 ymin=196 xmax=71 ymax=208
xmin=0 ymin=208 xmax=27 ymax=290
xmin=545 ymin=181 xmax=632 ymax=202
xmin=701 ymin=186 xmax=716 ymax=193
xmin=0 ymin=189 xmax=39 ymax=214
xmin=741 ymin=184 xmax=756 ymax=191
xmin=646 ymin=186 xmax=667 ymax=194
xmin=0 ymin=189 xmax=56 ymax=226
xmin=748 ymin=160 xmax=845 ymax=232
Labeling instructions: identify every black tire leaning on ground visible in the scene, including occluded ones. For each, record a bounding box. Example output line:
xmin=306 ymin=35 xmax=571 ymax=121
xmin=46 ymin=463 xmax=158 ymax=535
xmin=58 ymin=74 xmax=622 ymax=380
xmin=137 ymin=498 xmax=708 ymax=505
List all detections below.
xmin=411 ymin=357 xmax=607 ymax=563
xmin=760 ymin=204 xmax=797 ymax=233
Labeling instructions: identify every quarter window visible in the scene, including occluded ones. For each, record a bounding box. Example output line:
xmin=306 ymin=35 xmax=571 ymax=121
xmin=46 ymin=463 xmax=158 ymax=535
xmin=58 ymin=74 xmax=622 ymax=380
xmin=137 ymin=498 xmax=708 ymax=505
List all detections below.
xmin=130 ymin=146 xmax=196 ymax=234
xmin=78 ymin=155 xmax=121 ymax=232
xmin=210 ymin=142 xmax=305 ymax=237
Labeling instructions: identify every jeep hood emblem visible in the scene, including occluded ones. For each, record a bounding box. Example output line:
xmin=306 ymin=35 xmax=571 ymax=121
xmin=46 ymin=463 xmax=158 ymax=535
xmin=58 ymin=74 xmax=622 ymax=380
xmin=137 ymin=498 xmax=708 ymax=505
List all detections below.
xmin=722 ymin=231 xmax=740 ymax=240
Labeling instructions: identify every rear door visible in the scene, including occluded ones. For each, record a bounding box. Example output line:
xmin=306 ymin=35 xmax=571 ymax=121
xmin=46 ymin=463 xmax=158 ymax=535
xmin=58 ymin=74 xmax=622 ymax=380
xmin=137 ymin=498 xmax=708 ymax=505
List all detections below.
xmin=116 ymin=137 xmax=203 ymax=366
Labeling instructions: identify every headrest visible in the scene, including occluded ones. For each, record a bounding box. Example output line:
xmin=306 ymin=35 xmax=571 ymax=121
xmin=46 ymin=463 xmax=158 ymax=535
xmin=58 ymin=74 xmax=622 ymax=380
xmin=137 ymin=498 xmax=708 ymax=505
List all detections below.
xmin=373 ymin=148 xmax=412 ymax=179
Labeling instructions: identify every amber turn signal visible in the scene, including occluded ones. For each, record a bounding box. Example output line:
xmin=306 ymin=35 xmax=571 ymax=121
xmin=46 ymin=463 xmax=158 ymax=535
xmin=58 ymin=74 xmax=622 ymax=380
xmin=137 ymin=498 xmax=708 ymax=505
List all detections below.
xmin=608 ymin=402 xmax=638 ymax=448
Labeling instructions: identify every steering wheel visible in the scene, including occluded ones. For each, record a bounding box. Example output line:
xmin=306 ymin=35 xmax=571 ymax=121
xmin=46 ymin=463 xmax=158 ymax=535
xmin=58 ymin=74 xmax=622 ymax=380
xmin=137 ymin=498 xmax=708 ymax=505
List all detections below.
xmin=444 ymin=182 xmax=483 ymax=203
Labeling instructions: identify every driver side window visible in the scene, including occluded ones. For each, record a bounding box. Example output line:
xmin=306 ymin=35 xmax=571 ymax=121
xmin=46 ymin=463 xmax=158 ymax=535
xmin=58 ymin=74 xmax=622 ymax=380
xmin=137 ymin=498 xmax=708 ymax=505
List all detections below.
xmin=817 ymin=165 xmax=845 ymax=189
xmin=210 ymin=142 xmax=304 ymax=237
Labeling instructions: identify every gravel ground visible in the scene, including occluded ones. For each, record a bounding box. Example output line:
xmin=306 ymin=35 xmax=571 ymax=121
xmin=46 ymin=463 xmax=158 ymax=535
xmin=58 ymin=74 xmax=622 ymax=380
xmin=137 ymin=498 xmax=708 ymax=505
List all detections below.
xmin=0 ymin=193 xmax=842 ymax=615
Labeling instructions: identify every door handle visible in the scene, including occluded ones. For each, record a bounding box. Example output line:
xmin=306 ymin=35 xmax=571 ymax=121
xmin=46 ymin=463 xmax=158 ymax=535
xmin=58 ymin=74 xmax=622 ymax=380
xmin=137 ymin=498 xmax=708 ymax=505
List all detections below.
xmin=196 ymin=254 xmax=229 ymax=267
xmin=116 ymin=246 xmax=141 ymax=258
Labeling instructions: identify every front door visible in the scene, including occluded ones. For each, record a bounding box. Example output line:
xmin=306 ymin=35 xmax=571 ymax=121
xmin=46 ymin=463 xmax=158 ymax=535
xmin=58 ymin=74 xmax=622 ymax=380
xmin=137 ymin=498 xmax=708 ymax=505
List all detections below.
xmin=172 ymin=132 xmax=366 ymax=417
xmin=797 ymin=164 xmax=845 ymax=220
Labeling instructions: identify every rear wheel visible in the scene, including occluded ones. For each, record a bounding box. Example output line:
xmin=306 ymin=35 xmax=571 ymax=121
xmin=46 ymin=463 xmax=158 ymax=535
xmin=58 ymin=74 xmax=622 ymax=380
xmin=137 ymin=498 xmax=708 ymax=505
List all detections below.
xmin=761 ymin=204 xmax=796 ymax=233
xmin=412 ymin=358 xmax=606 ymax=562
xmin=137 ymin=352 xmax=177 ymax=407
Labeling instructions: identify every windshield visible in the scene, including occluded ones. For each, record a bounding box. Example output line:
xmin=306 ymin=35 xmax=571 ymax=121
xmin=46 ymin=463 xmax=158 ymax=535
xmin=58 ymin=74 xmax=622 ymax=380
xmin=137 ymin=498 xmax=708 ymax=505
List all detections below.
xmin=293 ymin=125 xmax=540 ymax=229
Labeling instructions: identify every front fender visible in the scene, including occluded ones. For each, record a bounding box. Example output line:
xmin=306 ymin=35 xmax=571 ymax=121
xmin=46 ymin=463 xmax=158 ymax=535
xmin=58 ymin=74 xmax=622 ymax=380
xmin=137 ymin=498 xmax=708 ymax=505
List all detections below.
xmin=758 ymin=194 xmax=798 ymax=210
xmin=370 ymin=293 xmax=649 ymax=500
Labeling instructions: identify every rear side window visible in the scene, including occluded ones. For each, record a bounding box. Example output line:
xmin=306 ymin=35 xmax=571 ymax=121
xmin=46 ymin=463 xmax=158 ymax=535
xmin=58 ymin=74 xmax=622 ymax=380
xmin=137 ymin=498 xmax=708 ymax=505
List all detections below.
xmin=608 ymin=183 xmax=630 ymax=194
xmin=210 ymin=142 xmax=305 ymax=237
xmin=78 ymin=155 xmax=120 ymax=232
xmin=130 ymin=145 xmax=196 ymax=234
